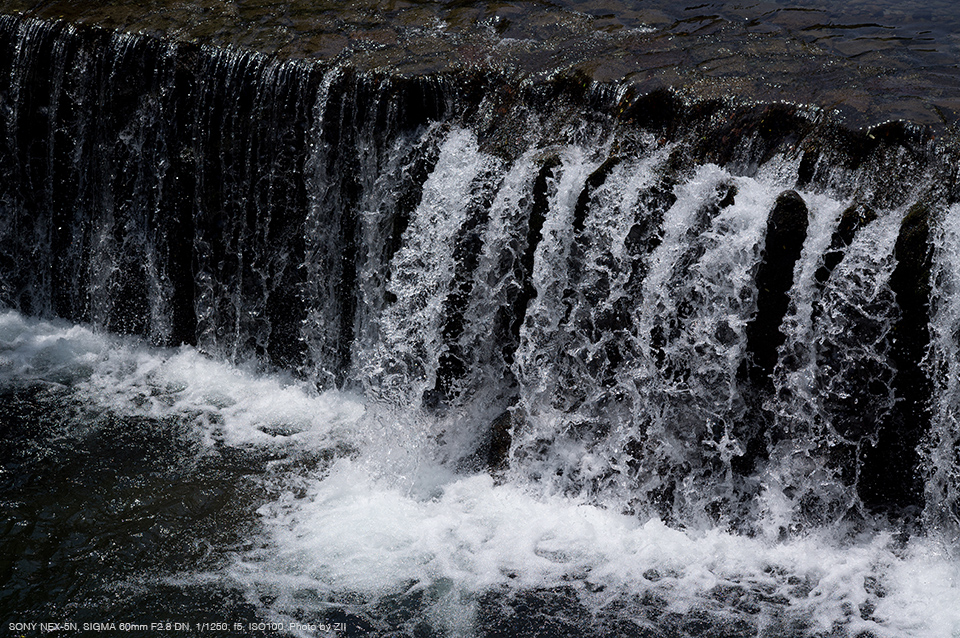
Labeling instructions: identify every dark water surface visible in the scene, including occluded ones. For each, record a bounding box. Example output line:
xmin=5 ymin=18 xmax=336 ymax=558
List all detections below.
xmin=2 ymin=0 xmax=960 ymax=125
xmin=0 ymin=387 xmax=271 ymax=632
xmin=2 ymin=2 xmax=960 ymax=637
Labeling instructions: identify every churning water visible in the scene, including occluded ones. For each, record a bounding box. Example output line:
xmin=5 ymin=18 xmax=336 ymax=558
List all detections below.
xmin=1 ymin=2 xmax=960 ymax=637
xmin=3 ymin=306 xmax=958 ymax=637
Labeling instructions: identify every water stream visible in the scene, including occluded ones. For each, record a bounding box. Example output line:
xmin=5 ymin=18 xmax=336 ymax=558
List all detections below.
xmin=1 ymin=5 xmax=959 ymax=637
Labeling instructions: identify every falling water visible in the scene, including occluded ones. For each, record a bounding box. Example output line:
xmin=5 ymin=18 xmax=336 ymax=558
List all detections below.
xmin=1 ymin=8 xmax=959 ymax=638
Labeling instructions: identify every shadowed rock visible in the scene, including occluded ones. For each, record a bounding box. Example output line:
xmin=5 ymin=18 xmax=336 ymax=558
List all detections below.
xmin=744 ymin=190 xmax=810 ymax=386
xmin=488 ymin=409 xmax=518 ymax=472
xmin=733 ymin=190 xmax=809 ymax=477
xmin=814 ymin=202 xmax=878 ymax=288
xmin=859 ymin=202 xmax=933 ymax=512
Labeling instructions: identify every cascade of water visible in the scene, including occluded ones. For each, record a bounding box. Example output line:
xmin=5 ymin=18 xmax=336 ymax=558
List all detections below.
xmin=0 ymin=17 xmax=65 ymax=318
xmin=3 ymin=14 xmax=960 ymax=635
xmin=301 ymin=69 xmax=450 ymax=389
xmin=0 ymin=12 xmax=958 ymax=542
xmin=0 ymin=16 xmax=318 ymax=359
xmin=189 ymin=48 xmax=314 ymax=364
xmin=626 ymin=165 xmax=779 ymax=525
xmin=191 ymin=51 xmax=310 ymax=362
xmin=925 ymin=203 xmax=960 ymax=542
xmin=507 ymin=144 xmax=669 ymax=498
xmin=448 ymin=151 xmax=539 ymax=387
xmin=84 ymin=32 xmax=174 ymax=342
xmin=300 ymin=64 xmax=351 ymax=389
xmin=762 ymin=204 xmax=903 ymax=536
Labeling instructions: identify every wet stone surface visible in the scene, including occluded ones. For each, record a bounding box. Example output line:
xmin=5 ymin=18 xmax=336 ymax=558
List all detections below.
xmin=2 ymin=0 xmax=960 ymax=127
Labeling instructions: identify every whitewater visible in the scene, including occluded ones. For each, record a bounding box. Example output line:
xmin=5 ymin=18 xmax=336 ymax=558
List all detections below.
xmin=3 ymin=6 xmax=960 ymax=636
xmin=1 ymin=307 xmax=958 ymax=637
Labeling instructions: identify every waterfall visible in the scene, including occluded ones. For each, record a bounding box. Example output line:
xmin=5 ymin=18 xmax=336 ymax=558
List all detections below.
xmin=1 ymin=11 xmax=959 ymax=638
xmin=926 ymin=203 xmax=960 ymax=539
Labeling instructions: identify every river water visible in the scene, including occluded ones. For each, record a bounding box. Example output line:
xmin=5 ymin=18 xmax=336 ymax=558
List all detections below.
xmin=1 ymin=2 xmax=960 ymax=637
xmin=4 ymin=0 xmax=960 ymax=124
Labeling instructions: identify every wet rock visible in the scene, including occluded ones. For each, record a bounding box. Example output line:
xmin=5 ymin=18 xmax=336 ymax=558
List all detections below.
xmin=473 ymin=76 xmax=535 ymax=160
xmin=618 ymin=87 xmax=684 ymax=135
xmin=796 ymin=149 xmax=818 ymax=188
xmin=734 ymin=190 xmax=809 ymax=477
xmin=744 ymin=190 xmax=809 ymax=386
xmin=699 ymin=103 xmax=812 ymax=167
xmin=841 ymin=120 xmax=931 ymax=171
xmin=859 ymin=202 xmax=932 ymax=512
xmin=574 ymin=156 xmax=623 ymax=233
xmin=814 ymin=202 xmax=878 ymax=287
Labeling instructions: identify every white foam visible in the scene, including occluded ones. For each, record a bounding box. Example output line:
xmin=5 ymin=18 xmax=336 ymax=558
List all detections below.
xmin=0 ymin=309 xmax=106 ymax=386
xmin=238 ymin=458 xmax=960 ymax=637
xmin=2 ymin=309 xmax=958 ymax=636
xmin=0 ymin=309 xmax=365 ymax=450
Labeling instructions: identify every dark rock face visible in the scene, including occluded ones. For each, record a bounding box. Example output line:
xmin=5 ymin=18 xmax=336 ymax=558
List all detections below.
xmin=732 ymin=190 xmax=810 ymax=480
xmin=815 ymin=202 xmax=878 ymax=288
xmin=745 ymin=190 xmax=810 ymax=387
xmin=859 ymin=202 xmax=933 ymax=512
